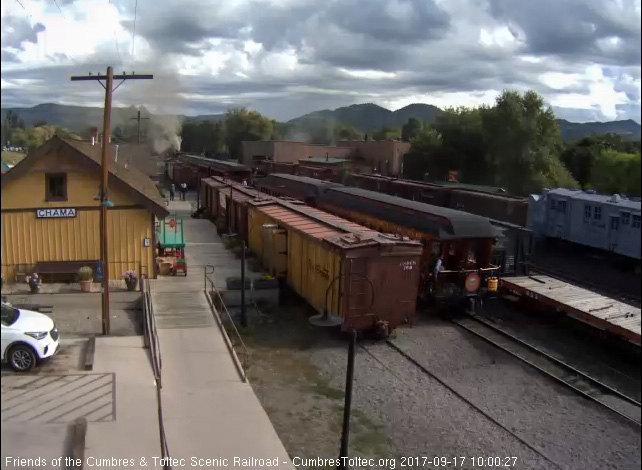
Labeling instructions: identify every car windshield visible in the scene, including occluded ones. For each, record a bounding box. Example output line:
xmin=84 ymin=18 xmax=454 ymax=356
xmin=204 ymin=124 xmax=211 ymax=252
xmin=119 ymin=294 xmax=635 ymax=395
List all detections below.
xmin=1 ymin=304 xmax=20 ymax=326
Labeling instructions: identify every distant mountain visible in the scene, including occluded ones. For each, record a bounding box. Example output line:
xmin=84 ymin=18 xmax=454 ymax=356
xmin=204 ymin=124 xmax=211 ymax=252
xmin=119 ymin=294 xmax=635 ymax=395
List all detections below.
xmin=290 ymin=103 xmax=642 ymax=141
xmin=556 ymin=119 xmax=641 ymax=141
xmin=2 ymin=102 xmax=640 ymax=142
xmin=289 ymin=103 xmax=442 ymax=132
xmin=0 ymin=103 xmax=223 ymax=135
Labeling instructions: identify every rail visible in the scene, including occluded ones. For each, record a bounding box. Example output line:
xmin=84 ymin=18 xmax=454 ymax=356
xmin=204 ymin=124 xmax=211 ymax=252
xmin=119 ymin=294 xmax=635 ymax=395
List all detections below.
xmin=452 ymin=314 xmax=641 ymax=426
xmin=141 ymin=279 xmax=172 ymax=470
xmin=203 ymin=265 xmax=249 ymax=382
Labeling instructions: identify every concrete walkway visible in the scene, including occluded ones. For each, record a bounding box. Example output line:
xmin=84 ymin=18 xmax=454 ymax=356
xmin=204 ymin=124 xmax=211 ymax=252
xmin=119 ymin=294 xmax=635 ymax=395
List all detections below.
xmin=151 ymin=201 xmax=294 ymax=467
xmin=85 ymin=336 xmax=161 ymax=463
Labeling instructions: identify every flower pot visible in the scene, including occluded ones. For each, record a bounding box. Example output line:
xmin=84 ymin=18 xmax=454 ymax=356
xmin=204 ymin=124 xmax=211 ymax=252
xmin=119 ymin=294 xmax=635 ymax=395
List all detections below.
xmin=126 ymin=280 xmax=137 ymax=292
xmin=29 ymin=284 xmax=40 ymax=294
xmin=80 ymin=280 xmax=93 ymax=293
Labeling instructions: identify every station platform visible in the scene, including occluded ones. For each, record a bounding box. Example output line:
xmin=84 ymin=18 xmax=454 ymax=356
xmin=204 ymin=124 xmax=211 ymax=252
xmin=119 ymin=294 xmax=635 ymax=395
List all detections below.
xmin=501 ymin=275 xmax=641 ymax=346
xmin=149 ymin=201 xmax=294 ymax=468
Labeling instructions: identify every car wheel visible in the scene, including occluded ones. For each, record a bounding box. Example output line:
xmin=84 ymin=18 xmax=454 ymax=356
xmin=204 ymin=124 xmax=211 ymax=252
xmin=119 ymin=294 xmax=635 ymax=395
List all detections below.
xmin=8 ymin=344 xmax=37 ymax=372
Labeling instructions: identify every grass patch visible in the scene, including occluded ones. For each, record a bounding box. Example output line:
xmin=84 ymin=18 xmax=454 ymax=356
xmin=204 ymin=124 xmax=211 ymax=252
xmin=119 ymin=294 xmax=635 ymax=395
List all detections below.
xmin=352 ymin=429 xmax=390 ymax=455
xmin=328 ymin=405 xmax=391 ymax=456
xmin=302 ymin=368 xmax=344 ymax=400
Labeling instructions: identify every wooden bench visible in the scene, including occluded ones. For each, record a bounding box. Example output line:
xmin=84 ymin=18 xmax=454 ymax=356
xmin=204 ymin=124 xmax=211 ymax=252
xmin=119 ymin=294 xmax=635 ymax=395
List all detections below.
xmin=34 ymin=260 xmax=98 ymax=283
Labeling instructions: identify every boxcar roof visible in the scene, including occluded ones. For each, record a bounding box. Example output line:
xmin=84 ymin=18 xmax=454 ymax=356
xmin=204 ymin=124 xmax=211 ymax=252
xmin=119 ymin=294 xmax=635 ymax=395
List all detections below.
xmin=249 ymin=199 xmax=418 ymax=250
xmin=181 ymin=154 xmax=250 ymax=171
xmin=268 ymin=173 xmax=341 ymax=187
xmin=328 ymin=186 xmax=498 ymax=239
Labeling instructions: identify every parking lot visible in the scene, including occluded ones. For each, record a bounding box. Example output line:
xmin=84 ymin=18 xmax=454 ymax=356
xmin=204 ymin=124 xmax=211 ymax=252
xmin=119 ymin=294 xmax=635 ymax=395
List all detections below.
xmin=1 ymin=291 xmax=142 ymax=468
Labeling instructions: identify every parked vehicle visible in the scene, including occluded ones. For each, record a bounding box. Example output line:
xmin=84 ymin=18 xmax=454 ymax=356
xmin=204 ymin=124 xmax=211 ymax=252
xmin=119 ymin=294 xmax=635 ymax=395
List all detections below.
xmin=1 ymin=303 xmax=59 ymax=372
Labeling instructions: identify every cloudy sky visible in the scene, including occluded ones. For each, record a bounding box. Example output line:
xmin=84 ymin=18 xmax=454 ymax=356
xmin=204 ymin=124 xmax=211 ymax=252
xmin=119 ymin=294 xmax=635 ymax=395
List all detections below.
xmin=1 ymin=0 xmax=641 ymax=123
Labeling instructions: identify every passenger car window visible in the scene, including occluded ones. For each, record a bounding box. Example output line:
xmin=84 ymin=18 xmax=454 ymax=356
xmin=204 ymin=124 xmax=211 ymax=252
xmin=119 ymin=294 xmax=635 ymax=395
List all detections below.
xmin=621 ymin=212 xmax=630 ymax=225
xmin=584 ymin=205 xmax=591 ymax=220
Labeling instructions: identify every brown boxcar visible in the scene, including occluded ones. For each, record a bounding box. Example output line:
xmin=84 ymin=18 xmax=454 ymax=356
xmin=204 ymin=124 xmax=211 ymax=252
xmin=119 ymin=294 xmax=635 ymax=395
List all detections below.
xmin=254 ymin=174 xmax=501 ymax=305
xmin=448 ymin=189 xmax=528 ymax=227
xmin=247 ymin=198 xmax=423 ymax=334
xmin=348 ymin=173 xmax=529 ymax=227
xmin=202 ymin=176 xmax=269 ymax=243
xmin=318 ymin=186 xmax=499 ymax=303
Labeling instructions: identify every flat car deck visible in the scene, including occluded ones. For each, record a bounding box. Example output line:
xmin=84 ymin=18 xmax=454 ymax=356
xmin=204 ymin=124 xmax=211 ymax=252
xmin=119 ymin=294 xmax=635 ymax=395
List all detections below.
xmin=501 ymin=275 xmax=641 ymax=346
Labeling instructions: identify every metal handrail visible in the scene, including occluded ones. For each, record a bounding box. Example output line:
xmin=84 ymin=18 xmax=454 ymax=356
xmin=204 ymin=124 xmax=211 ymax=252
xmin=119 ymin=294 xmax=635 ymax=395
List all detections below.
xmin=203 ymin=266 xmax=249 ymax=381
xmin=141 ymin=279 xmax=171 ymax=470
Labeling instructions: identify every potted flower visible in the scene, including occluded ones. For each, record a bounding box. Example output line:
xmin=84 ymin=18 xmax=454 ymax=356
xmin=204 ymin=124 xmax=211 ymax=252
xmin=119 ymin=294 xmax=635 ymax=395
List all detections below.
xmin=122 ymin=270 xmax=138 ymax=291
xmin=25 ymin=273 xmax=42 ymax=294
xmin=78 ymin=266 xmax=94 ymax=293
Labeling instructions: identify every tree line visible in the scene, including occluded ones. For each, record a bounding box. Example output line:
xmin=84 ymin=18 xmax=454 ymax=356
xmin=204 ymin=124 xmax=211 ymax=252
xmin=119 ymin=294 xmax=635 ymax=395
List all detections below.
xmin=2 ymin=111 xmax=80 ymax=151
xmin=399 ymin=90 xmax=641 ymax=197
xmin=179 ymin=109 xmax=364 ymax=158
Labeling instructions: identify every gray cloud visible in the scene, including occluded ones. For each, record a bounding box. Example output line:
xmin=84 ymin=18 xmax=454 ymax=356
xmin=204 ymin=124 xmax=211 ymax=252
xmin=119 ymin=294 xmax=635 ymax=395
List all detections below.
xmin=1 ymin=0 xmax=641 ymax=124
xmin=1 ymin=15 xmax=46 ymax=51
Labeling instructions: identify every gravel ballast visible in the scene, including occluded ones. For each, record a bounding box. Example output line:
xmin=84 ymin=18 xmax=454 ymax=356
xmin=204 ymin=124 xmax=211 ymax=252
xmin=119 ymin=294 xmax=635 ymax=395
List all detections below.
xmin=389 ymin=319 xmax=641 ymax=470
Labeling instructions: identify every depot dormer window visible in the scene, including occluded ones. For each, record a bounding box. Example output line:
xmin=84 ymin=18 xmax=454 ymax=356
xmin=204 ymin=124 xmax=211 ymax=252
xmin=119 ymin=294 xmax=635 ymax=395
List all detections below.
xmin=45 ymin=173 xmax=67 ymax=202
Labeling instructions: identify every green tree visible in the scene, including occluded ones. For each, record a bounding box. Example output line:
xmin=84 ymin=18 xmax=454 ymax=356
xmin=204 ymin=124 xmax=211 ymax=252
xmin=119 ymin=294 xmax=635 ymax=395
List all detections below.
xmin=481 ymin=90 xmax=576 ymax=195
xmin=403 ymin=127 xmax=444 ymax=180
xmin=336 ymin=124 xmax=362 ymax=141
xmin=432 ymin=107 xmax=490 ymax=183
xmin=371 ymin=126 xmax=400 ymax=140
xmin=224 ymin=108 xmax=273 ymax=159
xmin=33 ymin=119 xmax=48 ymax=127
xmin=590 ymin=150 xmax=641 ymax=196
xmin=180 ymin=119 xmax=225 ymax=154
xmin=401 ymin=118 xmax=423 ymax=142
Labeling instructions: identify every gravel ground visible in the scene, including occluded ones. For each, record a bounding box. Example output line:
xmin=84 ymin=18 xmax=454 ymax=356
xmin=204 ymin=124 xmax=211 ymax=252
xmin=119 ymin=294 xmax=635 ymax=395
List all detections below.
xmin=244 ymin=298 xmax=578 ymax=470
xmin=391 ymin=319 xmax=642 ymax=470
xmin=479 ymin=300 xmax=641 ymax=402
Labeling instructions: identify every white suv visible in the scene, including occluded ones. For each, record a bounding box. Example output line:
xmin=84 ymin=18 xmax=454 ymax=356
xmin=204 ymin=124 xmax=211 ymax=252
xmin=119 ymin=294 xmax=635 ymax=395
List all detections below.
xmin=1 ymin=303 xmax=59 ymax=372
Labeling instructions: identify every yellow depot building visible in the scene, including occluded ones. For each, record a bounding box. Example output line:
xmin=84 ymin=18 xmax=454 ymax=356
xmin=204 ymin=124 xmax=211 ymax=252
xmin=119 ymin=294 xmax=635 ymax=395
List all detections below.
xmin=1 ymin=136 xmax=169 ymax=283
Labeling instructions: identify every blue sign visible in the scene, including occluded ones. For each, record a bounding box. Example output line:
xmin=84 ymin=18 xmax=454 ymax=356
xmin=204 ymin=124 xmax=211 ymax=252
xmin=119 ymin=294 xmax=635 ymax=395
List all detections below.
xmin=96 ymin=261 xmax=103 ymax=282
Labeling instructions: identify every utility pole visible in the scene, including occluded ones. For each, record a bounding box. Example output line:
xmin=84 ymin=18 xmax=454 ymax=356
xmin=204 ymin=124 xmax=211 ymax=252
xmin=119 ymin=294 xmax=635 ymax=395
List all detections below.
xmin=130 ymin=110 xmax=149 ymax=143
xmin=71 ymin=67 xmax=153 ymax=335
xmin=338 ymin=330 xmax=357 ymax=470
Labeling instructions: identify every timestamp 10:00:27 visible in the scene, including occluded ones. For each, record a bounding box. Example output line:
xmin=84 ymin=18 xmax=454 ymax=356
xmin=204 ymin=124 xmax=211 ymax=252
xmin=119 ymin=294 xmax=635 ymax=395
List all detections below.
xmin=397 ymin=456 xmax=518 ymax=467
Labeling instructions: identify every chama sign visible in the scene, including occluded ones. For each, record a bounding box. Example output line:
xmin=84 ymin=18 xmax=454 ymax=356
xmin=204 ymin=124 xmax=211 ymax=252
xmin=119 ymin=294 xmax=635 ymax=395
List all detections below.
xmin=35 ymin=208 xmax=77 ymax=219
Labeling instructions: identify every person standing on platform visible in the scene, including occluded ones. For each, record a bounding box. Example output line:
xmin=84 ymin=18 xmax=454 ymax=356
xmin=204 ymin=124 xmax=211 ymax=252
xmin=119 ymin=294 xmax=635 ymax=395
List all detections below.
xmin=169 ymin=184 xmax=175 ymax=201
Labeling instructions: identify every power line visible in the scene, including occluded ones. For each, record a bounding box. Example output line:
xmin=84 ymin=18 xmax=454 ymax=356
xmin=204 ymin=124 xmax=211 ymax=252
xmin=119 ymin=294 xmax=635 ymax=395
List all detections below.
xmin=52 ymin=0 xmax=65 ymax=17
xmin=108 ymin=0 xmax=122 ymax=64
xmin=15 ymin=0 xmax=32 ymax=17
xmin=131 ymin=0 xmax=138 ymax=62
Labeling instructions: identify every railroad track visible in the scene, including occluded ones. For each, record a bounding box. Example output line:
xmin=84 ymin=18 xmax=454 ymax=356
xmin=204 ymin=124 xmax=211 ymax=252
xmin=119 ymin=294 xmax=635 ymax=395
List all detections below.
xmin=452 ymin=314 xmax=641 ymax=426
xmin=529 ymin=264 xmax=641 ymax=306
xmin=361 ymin=341 xmax=566 ymax=470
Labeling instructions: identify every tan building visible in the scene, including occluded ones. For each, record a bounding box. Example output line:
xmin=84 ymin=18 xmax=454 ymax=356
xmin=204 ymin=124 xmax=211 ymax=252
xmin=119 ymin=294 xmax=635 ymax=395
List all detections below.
xmin=1 ymin=136 xmax=169 ymax=283
xmin=242 ymin=139 xmax=411 ymax=177
xmin=241 ymin=141 xmax=353 ymax=167
xmin=337 ymin=140 xmax=411 ymax=177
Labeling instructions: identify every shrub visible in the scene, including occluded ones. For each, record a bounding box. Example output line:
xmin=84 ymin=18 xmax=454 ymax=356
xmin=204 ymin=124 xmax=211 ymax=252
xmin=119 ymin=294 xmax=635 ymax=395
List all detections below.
xmin=78 ymin=266 xmax=93 ymax=282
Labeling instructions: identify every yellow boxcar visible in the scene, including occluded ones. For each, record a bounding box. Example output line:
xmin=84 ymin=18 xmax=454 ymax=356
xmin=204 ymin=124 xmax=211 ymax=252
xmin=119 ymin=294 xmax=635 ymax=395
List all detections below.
xmin=247 ymin=199 xmax=423 ymax=333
